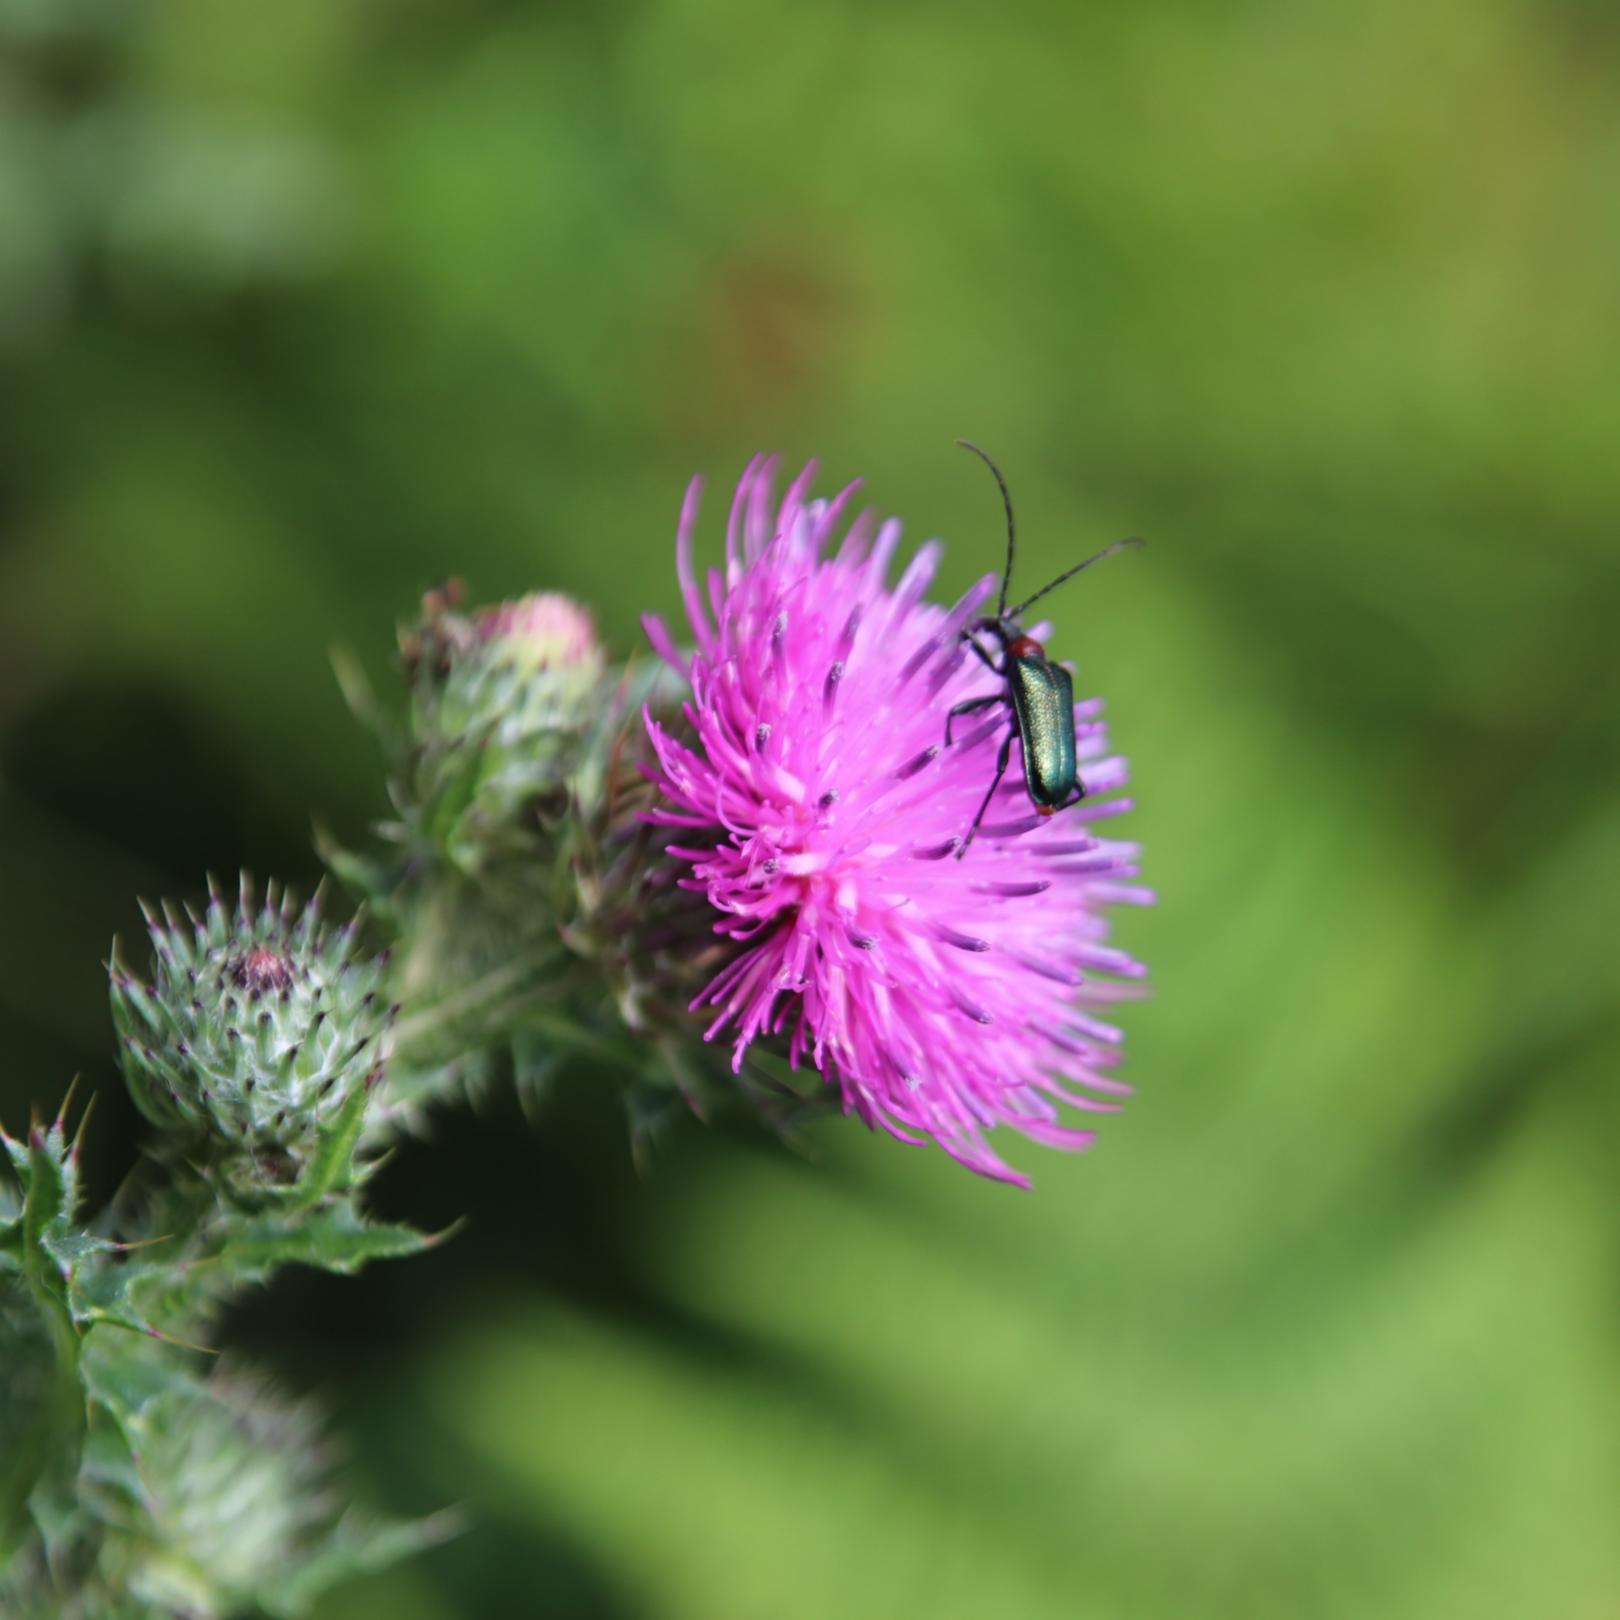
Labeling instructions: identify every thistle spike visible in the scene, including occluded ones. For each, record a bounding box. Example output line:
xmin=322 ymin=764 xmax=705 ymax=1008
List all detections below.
xmin=109 ymin=875 xmax=392 ymax=1203
xmin=53 ymin=1074 xmax=82 ymax=1135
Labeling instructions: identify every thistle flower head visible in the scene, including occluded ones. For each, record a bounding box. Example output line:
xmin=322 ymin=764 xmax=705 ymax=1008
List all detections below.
xmin=110 ymin=876 xmax=392 ymax=1198
xmin=643 ymin=456 xmax=1151 ymax=1185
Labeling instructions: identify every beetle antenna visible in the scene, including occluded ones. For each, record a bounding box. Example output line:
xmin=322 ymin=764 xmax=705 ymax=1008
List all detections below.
xmin=957 ymin=440 xmax=1016 ymax=617
xmin=1007 ymin=536 xmax=1144 ymax=620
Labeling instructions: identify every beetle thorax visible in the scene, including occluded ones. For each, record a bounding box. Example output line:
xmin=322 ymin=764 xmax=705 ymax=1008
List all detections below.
xmin=1007 ymin=632 xmax=1045 ymax=660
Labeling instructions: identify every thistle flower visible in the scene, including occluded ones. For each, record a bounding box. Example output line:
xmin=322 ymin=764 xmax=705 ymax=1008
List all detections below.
xmin=643 ymin=457 xmax=1151 ymax=1185
xmin=110 ymin=876 xmax=393 ymax=1200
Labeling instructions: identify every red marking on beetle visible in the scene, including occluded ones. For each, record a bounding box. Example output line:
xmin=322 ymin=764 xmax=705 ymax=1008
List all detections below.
xmin=1008 ymin=634 xmax=1045 ymax=660
xmin=1037 ymin=804 xmax=1057 ymax=817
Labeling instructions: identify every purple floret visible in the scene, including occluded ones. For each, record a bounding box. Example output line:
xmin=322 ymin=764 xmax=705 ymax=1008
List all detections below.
xmin=643 ymin=456 xmax=1151 ymax=1186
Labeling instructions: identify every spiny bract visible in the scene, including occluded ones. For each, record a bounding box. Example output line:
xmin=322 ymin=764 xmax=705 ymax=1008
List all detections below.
xmin=398 ymin=584 xmax=606 ymax=873
xmin=110 ymin=876 xmax=393 ymax=1197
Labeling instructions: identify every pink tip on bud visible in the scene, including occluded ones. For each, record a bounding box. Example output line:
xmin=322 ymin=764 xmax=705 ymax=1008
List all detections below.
xmin=474 ymin=593 xmax=602 ymax=670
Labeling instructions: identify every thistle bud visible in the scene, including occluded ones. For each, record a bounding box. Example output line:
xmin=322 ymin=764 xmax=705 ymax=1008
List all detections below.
xmin=110 ymin=877 xmax=392 ymax=1200
xmin=72 ymin=1362 xmax=443 ymax=1618
xmin=474 ymin=591 xmax=602 ymax=675
xmin=400 ymin=585 xmax=606 ymax=873
xmin=333 ymin=583 xmax=728 ymax=1135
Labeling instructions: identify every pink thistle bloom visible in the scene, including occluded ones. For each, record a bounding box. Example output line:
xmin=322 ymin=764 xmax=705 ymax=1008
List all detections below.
xmin=642 ymin=457 xmax=1151 ymax=1186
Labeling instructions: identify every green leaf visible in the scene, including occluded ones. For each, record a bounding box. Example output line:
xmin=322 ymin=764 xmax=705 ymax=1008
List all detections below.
xmin=287 ymin=1075 xmax=376 ymax=1210
xmin=0 ymin=1267 xmax=83 ymax=1563
xmin=313 ymin=821 xmax=408 ymax=922
xmin=217 ymin=1202 xmax=438 ymax=1284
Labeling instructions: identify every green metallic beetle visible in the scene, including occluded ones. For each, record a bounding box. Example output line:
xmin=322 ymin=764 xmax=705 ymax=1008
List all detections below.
xmin=944 ymin=441 xmax=1142 ymax=859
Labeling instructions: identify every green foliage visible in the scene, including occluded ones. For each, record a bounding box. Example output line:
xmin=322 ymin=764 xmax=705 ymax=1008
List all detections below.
xmin=6 ymin=1338 xmax=449 ymax=1620
xmin=213 ymin=1203 xmax=441 ymax=1285
xmin=80 ymin=1356 xmax=441 ymax=1620
xmin=1 ymin=868 xmax=439 ymax=1617
xmin=1 ymin=1104 xmax=112 ymax=1555
xmin=0 ymin=573 xmax=738 ymax=1618
xmin=0 ymin=1102 xmax=437 ymax=1619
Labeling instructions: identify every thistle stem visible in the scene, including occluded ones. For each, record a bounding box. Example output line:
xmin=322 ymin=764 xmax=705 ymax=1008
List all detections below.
xmin=390 ymin=949 xmax=565 ymax=1060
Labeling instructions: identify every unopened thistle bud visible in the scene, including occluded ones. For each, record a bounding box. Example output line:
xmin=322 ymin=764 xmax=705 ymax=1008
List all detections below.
xmin=68 ymin=1362 xmax=445 ymax=1619
xmin=399 ymin=584 xmax=606 ymax=872
xmin=335 ymin=580 xmax=718 ymax=1135
xmin=110 ymin=876 xmax=393 ymax=1199
xmin=474 ymin=591 xmax=602 ymax=674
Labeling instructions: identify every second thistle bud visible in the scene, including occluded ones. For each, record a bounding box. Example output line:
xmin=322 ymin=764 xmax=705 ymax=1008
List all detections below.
xmin=332 ymin=577 xmax=731 ymax=1136
xmin=110 ymin=876 xmax=393 ymax=1201
xmin=400 ymin=585 xmax=606 ymax=872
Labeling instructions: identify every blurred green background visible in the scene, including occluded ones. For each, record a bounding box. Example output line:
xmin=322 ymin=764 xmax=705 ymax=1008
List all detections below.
xmin=3 ymin=0 xmax=1617 ymax=1616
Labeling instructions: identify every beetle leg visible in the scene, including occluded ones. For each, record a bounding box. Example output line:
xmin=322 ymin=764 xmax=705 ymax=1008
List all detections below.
xmin=1062 ymin=781 xmax=1088 ymax=809
xmin=943 ymin=693 xmax=1006 ymax=747
xmin=961 ymin=632 xmax=1003 ymax=673
xmin=955 ymin=727 xmax=1016 ymax=860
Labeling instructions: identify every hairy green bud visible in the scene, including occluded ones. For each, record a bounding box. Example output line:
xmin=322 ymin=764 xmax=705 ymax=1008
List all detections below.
xmin=98 ymin=1365 xmax=435 ymax=1617
xmin=109 ymin=877 xmax=393 ymax=1202
xmin=399 ymin=584 xmax=605 ymax=872
xmin=331 ymin=584 xmax=747 ymax=1148
xmin=2 ymin=1344 xmax=446 ymax=1620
